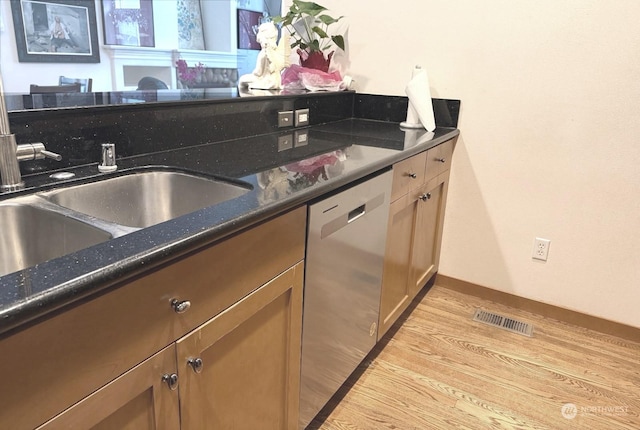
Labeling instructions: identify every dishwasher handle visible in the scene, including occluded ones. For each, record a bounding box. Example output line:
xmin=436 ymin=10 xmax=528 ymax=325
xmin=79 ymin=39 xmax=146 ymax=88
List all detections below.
xmin=347 ymin=204 xmax=365 ymax=223
xmin=319 ymin=192 xmax=386 ymax=239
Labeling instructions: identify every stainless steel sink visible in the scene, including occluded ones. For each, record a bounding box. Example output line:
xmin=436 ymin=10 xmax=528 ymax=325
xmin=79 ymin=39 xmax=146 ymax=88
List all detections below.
xmin=0 ymin=203 xmax=112 ymax=277
xmin=0 ymin=169 xmax=250 ymax=277
xmin=41 ymin=170 xmax=251 ymax=228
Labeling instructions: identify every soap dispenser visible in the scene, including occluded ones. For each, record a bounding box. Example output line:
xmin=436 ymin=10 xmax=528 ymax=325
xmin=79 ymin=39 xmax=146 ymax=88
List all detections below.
xmin=98 ymin=143 xmax=117 ymax=172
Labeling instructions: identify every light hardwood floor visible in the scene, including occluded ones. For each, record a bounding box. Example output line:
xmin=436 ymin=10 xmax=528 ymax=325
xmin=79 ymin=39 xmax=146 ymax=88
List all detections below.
xmin=308 ymin=283 xmax=640 ymax=429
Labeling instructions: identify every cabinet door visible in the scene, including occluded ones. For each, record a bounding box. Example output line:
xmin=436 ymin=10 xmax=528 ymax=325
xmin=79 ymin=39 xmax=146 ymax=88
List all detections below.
xmin=378 ymin=193 xmax=418 ymax=340
xmin=176 ymin=262 xmax=304 ymax=430
xmin=410 ymin=174 xmax=449 ymax=297
xmin=37 ymin=345 xmax=180 ymax=430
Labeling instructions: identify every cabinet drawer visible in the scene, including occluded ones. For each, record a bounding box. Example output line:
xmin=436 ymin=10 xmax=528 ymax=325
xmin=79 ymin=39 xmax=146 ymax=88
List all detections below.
xmin=391 ymin=151 xmax=427 ymax=201
xmin=438 ymin=138 xmax=455 ymax=174
xmin=166 ymin=205 xmax=306 ymax=335
xmin=425 ymin=138 xmax=455 ymax=181
xmin=0 ymin=206 xmax=306 ymax=430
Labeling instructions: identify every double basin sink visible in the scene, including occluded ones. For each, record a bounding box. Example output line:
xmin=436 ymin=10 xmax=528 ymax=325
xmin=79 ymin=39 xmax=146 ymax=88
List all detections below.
xmin=0 ymin=170 xmax=251 ymax=277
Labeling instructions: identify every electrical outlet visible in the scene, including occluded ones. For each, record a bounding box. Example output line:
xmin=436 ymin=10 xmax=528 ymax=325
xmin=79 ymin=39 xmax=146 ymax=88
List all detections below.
xmin=277 ymin=134 xmax=293 ymax=152
xmin=295 ymin=108 xmax=309 ymax=126
xmin=294 ymin=130 xmax=308 ymax=147
xmin=532 ymin=237 xmax=551 ymax=261
xmin=278 ymin=111 xmax=293 ymax=128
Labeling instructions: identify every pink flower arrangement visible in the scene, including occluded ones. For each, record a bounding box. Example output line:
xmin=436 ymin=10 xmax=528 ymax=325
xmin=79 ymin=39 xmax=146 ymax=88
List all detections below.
xmin=176 ymin=59 xmax=205 ymax=86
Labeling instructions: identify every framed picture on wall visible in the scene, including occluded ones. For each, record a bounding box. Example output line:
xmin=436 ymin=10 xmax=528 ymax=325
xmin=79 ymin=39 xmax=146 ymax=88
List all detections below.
xmin=10 ymin=0 xmax=101 ymax=63
xmin=177 ymin=0 xmax=204 ymax=50
xmin=237 ymin=9 xmax=263 ymax=50
xmin=102 ymin=0 xmax=155 ymax=47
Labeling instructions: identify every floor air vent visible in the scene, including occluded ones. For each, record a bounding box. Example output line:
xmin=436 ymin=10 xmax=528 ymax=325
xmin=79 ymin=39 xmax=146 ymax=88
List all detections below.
xmin=472 ymin=309 xmax=533 ymax=337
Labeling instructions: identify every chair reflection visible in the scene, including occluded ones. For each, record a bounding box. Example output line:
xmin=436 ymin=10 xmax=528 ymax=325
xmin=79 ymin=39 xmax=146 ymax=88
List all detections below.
xmin=30 ymin=83 xmax=82 ymax=94
xmin=26 ymin=83 xmax=89 ymax=109
xmin=58 ymin=76 xmax=93 ymax=93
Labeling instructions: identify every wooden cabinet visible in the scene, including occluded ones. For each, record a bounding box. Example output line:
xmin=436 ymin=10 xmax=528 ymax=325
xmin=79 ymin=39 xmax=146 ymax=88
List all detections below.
xmin=425 ymin=138 xmax=454 ymax=179
xmin=390 ymin=151 xmax=427 ymax=202
xmin=378 ymin=193 xmax=418 ymax=338
xmin=409 ymin=173 xmax=450 ymax=297
xmin=0 ymin=207 xmax=306 ymax=430
xmin=378 ymin=138 xmax=456 ymax=339
xmin=37 ymin=264 xmax=303 ymax=430
xmin=177 ymin=263 xmax=303 ymax=430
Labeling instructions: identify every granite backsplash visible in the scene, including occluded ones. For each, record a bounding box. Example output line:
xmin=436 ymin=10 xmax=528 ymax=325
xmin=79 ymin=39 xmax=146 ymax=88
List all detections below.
xmin=6 ymin=92 xmax=460 ymax=178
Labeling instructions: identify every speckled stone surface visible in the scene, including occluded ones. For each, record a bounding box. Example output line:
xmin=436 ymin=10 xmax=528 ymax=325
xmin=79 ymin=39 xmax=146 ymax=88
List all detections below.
xmin=0 ymin=92 xmax=460 ymax=336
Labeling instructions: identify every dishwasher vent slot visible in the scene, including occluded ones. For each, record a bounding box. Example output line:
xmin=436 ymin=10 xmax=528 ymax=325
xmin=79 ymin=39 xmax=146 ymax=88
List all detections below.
xmin=472 ymin=309 xmax=533 ymax=337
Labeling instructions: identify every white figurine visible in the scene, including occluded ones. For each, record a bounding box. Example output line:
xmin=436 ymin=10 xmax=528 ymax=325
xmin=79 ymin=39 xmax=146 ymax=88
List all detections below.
xmin=238 ymin=22 xmax=290 ymax=90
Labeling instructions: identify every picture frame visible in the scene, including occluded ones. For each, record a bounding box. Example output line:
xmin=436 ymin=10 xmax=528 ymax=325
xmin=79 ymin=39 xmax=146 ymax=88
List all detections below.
xmin=237 ymin=9 xmax=263 ymax=50
xmin=10 ymin=0 xmax=100 ymax=63
xmin=177 ymin=0 xmax=204 ymax=50
xmin=102 ymin=0 xmax=155 ymax=47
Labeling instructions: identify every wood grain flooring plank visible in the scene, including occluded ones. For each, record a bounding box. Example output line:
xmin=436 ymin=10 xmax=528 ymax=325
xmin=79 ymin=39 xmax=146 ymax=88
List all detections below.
xmin=399 ymin=319 xmax=619 ymax=401
xmin=380 ymin=336 xmax=586 ymax=428
xmin=427 ymin=286 xmax=640 ymax=362
xmin=416 ymin=292 xmax=640 ymax=396
xmin=421 ymin=288 xmax=640 ymax=412
xmin=394 ymin=313 xmax=619 ymax=398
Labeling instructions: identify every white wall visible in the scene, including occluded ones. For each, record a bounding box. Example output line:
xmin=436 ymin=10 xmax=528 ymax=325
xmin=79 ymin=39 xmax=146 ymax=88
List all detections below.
xmin=307 ymin=0 xmax=640 ymax=328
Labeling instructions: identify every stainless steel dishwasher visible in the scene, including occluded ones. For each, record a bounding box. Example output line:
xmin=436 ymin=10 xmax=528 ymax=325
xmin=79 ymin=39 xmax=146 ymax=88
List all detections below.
xmin=299 ymin=169 xmax=393 ymax=429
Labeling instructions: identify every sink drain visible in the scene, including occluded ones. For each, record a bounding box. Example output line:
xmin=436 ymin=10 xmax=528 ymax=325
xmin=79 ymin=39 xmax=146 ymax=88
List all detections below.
xmin=472 ymin=308 xmax=533 ymax=337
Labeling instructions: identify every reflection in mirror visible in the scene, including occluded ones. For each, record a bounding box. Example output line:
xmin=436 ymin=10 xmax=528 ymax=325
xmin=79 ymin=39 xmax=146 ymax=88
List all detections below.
xmin=0 ymin=0 xmax=281 ymax=111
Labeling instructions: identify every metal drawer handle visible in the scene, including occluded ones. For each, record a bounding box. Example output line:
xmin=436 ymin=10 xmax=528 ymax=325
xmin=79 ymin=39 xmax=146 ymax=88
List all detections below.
xmin=171 ymin=299 xmax=191 ymax=314
xmin=419 ymin=193 xmax=432 ymax=201
xmin=437 ymin=158 xmax=446 ymax=163
xmin=188 ymin=357 xmax=204 ymax=374
xmin=406 ymin=172 xmax=417 ymax=179
xmin=162 ymin=373 xmax=179 ymax=390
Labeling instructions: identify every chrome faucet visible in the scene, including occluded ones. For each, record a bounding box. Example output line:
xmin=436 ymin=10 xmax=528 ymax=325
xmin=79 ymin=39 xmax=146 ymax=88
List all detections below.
xmin=0 ymin=71 xmax=62 ymax=192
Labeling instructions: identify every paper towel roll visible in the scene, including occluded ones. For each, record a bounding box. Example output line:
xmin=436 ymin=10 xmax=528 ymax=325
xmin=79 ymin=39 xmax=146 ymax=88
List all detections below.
xmin=402 ymin=67 xmax=436 ymax=132
xmin=400 ymin=66 xmax=423 ymax=129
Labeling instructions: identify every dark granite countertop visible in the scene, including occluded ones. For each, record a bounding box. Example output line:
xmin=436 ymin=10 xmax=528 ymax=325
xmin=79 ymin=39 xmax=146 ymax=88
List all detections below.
xmin=0 ymin=118 xmax=458 ymax=336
